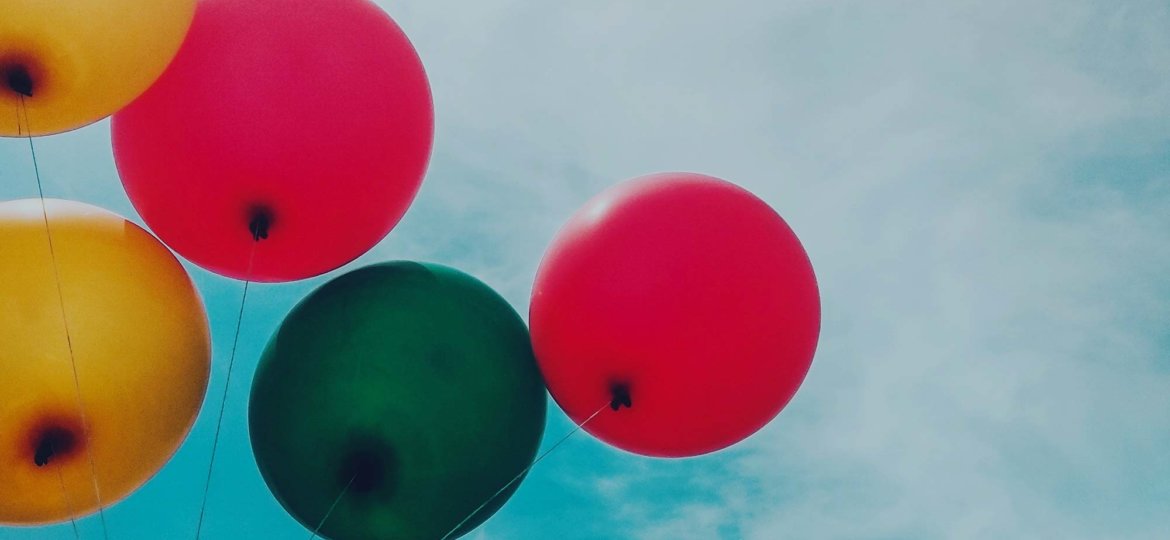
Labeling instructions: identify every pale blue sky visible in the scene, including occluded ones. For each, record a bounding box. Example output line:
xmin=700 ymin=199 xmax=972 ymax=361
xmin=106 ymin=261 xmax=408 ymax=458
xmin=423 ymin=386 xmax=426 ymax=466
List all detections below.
xmin=2 ymin=0 xmax=1170 ymax=539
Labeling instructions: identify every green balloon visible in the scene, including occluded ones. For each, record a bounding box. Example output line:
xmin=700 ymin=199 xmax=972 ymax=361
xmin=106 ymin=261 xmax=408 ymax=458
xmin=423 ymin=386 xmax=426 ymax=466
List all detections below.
xmin=249 ymin=262 xmax=547 ymax=540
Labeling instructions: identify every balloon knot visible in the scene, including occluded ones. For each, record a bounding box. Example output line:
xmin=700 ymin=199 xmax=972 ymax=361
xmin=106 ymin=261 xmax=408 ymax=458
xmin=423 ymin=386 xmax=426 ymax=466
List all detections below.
xmin=339 ymin=438 xmax=397 ymax=497
xmin=609 ymin=383 xmax=632 ymax=411
xmin=249 ymin=212 xmax=271 ymax=242
xmin=4 ymin=64 xmax=33 ymax=97
xmin=34 ymin=438 xmax=54 ymax=467
xmin=32 ymin=426 xmax=77 ymax=467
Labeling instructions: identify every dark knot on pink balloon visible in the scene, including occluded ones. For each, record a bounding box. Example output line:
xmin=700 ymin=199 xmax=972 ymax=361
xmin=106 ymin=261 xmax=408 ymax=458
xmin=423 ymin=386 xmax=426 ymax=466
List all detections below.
xmin=609 ymin=383 xmax=632 ymax=411
xmin=249 ymin=210 xmax=271 ymax=242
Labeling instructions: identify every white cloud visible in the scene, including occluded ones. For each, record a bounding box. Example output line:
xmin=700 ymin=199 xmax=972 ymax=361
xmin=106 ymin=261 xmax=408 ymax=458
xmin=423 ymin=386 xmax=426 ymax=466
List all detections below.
xmin=376 ymin=0 xmax=1170 ymax=538
xmin=3 ymin=0 xmax=1166 ymax=538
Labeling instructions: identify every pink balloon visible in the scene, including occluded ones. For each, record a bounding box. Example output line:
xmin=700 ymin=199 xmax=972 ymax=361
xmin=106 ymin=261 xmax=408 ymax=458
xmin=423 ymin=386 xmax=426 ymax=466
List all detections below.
xmin=530 ymin=173 xmax=821 ymax=457
xmin=112 ymin=0 xmax=433 ymax=282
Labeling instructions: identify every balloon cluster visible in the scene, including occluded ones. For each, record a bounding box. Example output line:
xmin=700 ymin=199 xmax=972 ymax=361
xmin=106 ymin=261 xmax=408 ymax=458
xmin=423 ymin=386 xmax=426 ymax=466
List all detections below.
xmin=1 ymin=0 xmax=820 ymax=538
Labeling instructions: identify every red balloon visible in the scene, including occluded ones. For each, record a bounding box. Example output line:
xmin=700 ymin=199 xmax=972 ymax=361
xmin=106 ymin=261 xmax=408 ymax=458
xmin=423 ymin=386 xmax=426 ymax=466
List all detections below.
xmin=530 ymin=173 xmax=820 ymax=457
xmin=112 ymin=0 xmax=432 ymax=282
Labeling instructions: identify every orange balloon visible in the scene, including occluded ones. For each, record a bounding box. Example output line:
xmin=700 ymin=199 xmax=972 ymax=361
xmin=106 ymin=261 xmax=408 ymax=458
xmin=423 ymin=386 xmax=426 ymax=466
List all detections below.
xmin=0 ymin=0 xmax=196 ymax=136
xmin=0 ymin=199 xmax=210 ymax=525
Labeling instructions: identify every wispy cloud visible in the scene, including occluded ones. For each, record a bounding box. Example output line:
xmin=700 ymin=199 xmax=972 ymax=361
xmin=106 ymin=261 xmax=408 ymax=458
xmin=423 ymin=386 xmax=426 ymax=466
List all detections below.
xmin=378 ymin=0 xmax=1170 ymax=538
xmin=2 ymin=1 xmax=1167 ymax=538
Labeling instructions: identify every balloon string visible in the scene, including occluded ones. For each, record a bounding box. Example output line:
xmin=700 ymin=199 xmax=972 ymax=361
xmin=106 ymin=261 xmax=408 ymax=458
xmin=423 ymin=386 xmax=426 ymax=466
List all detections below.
xmin=306 ymin=474 xmax=357 ymax=540
xmin=438 ymin=401 xmax=610 ymax=540
xmin=194 ymin=244 xmax=258 ymax=540
xmin=20 ymin=96 xmax=111 ymax=540
xmin=52 ymin=443 xmax=81 ymax=540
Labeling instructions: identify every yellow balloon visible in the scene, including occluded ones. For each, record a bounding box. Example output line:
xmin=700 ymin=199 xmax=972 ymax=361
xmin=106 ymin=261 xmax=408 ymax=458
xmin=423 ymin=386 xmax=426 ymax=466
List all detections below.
xmin=0 ymin=0 xmax=195 ymax=136
xmin=0 ymin=199 xmax=210 ymax=525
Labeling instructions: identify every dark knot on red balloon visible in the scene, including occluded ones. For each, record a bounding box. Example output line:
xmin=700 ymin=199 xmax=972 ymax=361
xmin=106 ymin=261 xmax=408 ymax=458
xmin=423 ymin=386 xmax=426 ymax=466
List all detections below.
xmin=609 ymin=383 xmax=632 ymax=411
xmin=249 ymin=210 xmax=271 ymax=242
xmin=4 ymin=64 xmax=34 ymax=97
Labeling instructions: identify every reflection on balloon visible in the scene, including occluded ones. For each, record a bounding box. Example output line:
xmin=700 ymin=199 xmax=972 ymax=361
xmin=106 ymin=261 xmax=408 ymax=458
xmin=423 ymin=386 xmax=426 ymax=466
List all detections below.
xmin=112 ymin=0 xmax=434 ymax=282
xmin=530 ymin=172 xmax=821 ymax=457
xmin=0 ymin=0 xmax=195 ymax=136
xmin=250 ymin=262 xmax=547 ymax=539
xmin=0 ymin=199 xmax=211 ymax=524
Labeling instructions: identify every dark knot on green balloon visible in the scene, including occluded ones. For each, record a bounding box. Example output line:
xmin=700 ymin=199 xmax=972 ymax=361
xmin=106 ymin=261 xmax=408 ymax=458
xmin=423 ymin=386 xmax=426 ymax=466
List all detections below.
xmin=610 ymin=383 xmax=632 ymax=411
xmin=339 ymin=437 xmax=398 ymax=497
xmin=4 ymin=64 xmax=34 ymax=97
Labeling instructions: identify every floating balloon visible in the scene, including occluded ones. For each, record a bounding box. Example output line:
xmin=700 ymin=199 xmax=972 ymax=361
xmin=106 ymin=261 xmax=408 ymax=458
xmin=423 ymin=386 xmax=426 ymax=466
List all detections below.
xmin=250 ymin=262 xmax=547 ymax=539
xmin=0 ymin=0 xmax=194 ymax=136
xmin=112 ymin=0 xmax=434 ymax=282
xmin=530 ymin=172 xmax=821 ymax=457
xmin=0 ymin=199 xmax=210 ymax=524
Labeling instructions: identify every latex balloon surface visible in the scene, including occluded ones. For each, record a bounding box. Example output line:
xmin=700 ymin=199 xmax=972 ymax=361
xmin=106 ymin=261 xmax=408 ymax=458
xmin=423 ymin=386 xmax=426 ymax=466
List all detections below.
xmin=250 ymin=262 xmax=546 ymax=539
xmin=112 ymin=0 xmax=434 ymax=282
xmin=530 ymin=172 xmax=821 ymax=457
xmin=0 ymin=0 xmax=194 ymax=136
xmin=0 ymin=199 xmax=210 ymax=524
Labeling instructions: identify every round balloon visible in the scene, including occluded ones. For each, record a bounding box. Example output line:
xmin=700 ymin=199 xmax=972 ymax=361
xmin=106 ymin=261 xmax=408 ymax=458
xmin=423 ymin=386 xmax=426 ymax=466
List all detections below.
xmin=530 ymin=172 xmax=820 ymax=457
xmin=0 ymin=0 xmax=194 ymax=136
xmin=112 ymin=0 xmax=434 ymax=282
xmin=250 ymin=262 xmax=547 ymax=539
xmin=0 ymin=199 xmax=210 ymax=524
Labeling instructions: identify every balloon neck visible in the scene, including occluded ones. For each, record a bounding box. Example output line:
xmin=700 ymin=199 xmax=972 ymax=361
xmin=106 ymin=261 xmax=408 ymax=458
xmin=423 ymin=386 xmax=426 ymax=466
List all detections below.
xmin=33 ymin=427 xmax=76 ymax=468
xmin=3 ymin=64 xmax=34 ymax=97
xmin=249 ymin=211 xmax=271 ymax=242
xmin=609 ymin=383 xmax=632 ymax=411
xmin=339 ymin=439 xmax=396 ymax=496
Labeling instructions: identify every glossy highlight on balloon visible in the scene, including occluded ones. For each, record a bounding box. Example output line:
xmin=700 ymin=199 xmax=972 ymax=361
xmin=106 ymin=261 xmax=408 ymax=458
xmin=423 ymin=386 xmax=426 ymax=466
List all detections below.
xmin=530 ymin=172 xmax=821 ymax=457
xmin=112 ymin=0 xmax=434 ymax=282
xmin=0 ymin=199 xmax=211 ymax=524
xmin=250 ymin=262 xmax=547 ymax=539
xmin=0 ymin=0 xmax=195 ymax=136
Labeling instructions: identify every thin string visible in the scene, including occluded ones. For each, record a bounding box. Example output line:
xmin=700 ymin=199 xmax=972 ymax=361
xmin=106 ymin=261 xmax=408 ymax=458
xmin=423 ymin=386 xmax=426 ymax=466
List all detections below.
xmin=306 ymin=474 xmax=357 ymax=540
xmin=194 ymin=245 xmax=258 ymax=540
xmin=438 ymin=402 xmax=610 ymax=540
xmin=52 ymin=443 xmax=81 ymax=540
xmin=20 ymin=95 xmax=110 ymax=540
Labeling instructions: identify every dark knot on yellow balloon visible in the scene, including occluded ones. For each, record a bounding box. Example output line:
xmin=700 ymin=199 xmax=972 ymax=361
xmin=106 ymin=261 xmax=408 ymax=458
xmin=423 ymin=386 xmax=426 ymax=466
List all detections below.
xmin=32 ymin=427 xmax=77 ymax=468
xmin=3 ymin=63 xmax=35 ymax=97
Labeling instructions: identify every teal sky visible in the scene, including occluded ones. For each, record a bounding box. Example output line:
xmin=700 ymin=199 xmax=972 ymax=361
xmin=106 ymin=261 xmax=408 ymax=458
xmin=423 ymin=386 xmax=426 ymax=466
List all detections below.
xmin=3 ymin=0 xmax=1170 ymax=538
